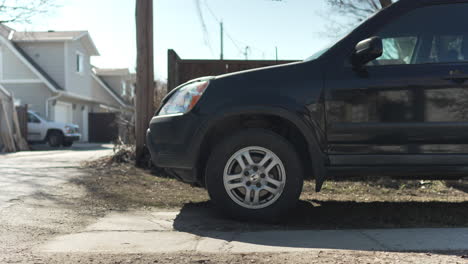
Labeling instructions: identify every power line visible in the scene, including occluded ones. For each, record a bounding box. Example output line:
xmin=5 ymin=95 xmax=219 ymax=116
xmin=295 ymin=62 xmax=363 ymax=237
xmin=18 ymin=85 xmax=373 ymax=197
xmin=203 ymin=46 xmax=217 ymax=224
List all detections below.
xmin=202 ymin=0 xmax=272 ymax=59
xmin=225 ymin=31 xmax=246 ymax=56
xmin=195 ymin=0 xmax=214 ymax=56
xmin=203 ymin=0 xmax=220 ymax=22
xmin=203 ymin=1 xmax=245 ymax=56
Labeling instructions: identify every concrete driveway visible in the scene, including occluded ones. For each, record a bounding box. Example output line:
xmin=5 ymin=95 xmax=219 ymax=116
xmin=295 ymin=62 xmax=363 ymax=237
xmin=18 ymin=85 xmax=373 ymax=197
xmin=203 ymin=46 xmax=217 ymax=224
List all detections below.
xmin=40 ymin=207 xmax=468 ymax=254
xmin=1 ymin=144 xmax=467 ymax=263
xmin=0 ymin=143 xmax=113 ymax=209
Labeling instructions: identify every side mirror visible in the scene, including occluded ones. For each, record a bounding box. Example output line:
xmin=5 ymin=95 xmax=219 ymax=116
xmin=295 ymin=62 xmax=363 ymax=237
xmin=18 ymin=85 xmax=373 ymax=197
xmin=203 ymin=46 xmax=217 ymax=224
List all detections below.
xmin=352 ymin=37 xmax=383 ymax=67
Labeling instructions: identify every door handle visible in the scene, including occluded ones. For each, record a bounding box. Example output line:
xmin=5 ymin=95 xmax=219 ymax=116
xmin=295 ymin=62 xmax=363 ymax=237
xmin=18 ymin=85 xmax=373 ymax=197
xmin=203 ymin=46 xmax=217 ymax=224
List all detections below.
xmin=443 ymin=70 xmax=468 ymax=82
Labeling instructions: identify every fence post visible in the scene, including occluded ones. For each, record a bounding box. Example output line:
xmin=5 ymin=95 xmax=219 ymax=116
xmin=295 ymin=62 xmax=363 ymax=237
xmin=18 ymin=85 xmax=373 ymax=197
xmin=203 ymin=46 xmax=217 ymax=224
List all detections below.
xmin=168 ymin=49 xmax=181 ymax=92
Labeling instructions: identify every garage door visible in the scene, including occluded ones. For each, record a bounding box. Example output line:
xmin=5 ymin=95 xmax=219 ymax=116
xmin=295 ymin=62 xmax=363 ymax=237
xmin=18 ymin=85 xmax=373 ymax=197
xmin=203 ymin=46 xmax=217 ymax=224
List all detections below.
xmin=88 ymin=113 xmax=118 ymax=142
xmin=54 ymin=102 xmax=72 ymax=124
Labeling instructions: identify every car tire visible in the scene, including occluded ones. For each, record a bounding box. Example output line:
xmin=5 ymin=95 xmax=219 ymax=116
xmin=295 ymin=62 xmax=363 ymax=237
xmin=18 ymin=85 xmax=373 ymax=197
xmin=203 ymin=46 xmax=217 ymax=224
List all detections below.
xmin=47 ymin=131 xmax=63 ymax=148
xmin=62 ymin=141 xmax=73 ymax=147
xmin=205 ymin=129 xmax=304 ymax=222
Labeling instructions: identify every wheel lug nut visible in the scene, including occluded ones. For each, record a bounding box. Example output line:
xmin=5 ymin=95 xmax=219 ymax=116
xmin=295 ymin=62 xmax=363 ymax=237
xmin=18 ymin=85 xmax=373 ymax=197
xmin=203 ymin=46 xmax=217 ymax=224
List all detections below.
xmin=253 ymin=166 xmax=258 ymax=172
xmin=260 ymin=174 xmax=266 ymax=178
xmin=244 ymin=171 xmax=249 ymax=176
xmin=256 ymin=183 xmax=262 ymax=188
xmin=246 ymin=181 xmax=252 ymax=186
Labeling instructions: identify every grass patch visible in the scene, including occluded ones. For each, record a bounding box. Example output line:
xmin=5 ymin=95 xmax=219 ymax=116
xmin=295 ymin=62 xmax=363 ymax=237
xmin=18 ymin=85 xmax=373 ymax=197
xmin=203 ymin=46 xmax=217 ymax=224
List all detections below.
xmin=77 ymin=163 xmax=208 ymax=210
xmin=303 ymin=178 xmax=468 ymax=203
xmin=78 ymin=158 xmax=468 ymax=228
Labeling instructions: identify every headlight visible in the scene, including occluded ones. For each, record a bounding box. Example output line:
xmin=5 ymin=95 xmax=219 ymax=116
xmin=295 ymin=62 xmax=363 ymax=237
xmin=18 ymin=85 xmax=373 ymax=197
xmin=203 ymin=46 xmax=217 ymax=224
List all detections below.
xmin=158 ymin=81 xmax=209 ymax=116
xmin=64 ymin=126 xmax=73 ymax=134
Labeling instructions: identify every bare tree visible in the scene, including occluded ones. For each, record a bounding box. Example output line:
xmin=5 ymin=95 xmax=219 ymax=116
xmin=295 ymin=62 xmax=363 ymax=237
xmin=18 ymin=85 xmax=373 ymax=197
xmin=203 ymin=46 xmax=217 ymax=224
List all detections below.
xmin=322 ymin=0 xmax=395 ymax=38
xmin=0 ymin=0 xmax=56 ymax=24
xmin=326 ymin=0 xmax=395 ymax=23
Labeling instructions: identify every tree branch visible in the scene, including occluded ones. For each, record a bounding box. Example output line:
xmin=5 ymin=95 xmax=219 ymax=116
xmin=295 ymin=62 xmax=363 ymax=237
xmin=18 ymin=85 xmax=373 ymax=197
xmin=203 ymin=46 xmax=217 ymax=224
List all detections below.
xmin=323 ymin=0 xmax=395 ymax=37
xmin=0 ymin=0 xmax=57 ymax=25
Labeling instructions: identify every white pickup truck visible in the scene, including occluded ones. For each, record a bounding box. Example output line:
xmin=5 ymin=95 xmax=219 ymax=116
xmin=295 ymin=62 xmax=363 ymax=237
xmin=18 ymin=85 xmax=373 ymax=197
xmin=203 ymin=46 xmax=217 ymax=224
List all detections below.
xmin=27 ymin=111 xmax=81 ymax=147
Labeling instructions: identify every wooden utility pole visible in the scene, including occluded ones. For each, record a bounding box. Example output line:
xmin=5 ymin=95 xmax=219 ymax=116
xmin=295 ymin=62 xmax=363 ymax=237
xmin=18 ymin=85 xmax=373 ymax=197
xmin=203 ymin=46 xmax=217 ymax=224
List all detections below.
xmin=244 ymin=46 xmax=250 ymax=60
xmin=220 ymin=21 xmax=224 ymax=60
xmin=135 ymin=0 xmax=155 ymax=166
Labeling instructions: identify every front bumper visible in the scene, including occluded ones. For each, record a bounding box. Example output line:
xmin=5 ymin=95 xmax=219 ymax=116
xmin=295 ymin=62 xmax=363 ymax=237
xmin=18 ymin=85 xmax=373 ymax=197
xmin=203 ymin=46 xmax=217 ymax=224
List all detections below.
xmin=64 ymin=133 xmax=81 ymax=142
xmin=146 ymin=113 xmax=204 ymax=183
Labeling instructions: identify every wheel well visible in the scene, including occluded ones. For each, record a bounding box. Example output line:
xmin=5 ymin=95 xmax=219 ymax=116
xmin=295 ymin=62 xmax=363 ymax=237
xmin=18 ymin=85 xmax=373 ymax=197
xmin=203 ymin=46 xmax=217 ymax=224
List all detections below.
xmin=197 ymin=114 xmax=314 ymax=186
xmin=46 ymin=129 xmax=63 ymax=139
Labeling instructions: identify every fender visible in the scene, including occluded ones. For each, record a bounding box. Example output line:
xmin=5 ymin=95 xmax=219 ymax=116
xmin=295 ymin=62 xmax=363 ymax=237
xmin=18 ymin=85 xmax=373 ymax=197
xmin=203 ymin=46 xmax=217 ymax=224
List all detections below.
xmin=191 ymin=105 xmax=328 ymax=191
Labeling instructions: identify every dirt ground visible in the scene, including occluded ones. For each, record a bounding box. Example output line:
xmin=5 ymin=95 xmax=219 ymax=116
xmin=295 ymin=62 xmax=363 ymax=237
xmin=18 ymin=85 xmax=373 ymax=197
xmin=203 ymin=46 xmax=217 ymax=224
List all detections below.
xmin=38 ymin=251 xmax=468 ymax=264
xmin=79 ymin=161 xmax=468 ymax=229
xmin=1 ymin=154 xmax=467 ymax=264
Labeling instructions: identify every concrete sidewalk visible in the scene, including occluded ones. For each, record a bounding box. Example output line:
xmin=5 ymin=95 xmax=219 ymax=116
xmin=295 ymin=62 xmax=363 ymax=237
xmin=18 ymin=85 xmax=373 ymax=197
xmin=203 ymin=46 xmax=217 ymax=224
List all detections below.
xmin=40 ymin=210 xmax=468 ymax=254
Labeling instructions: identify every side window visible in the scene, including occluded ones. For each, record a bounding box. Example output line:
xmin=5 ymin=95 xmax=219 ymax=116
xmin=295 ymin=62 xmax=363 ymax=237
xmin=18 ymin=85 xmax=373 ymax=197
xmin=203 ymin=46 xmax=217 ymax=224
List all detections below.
xmin=376 ymin=37 xmax=418 ymax=65
xmin=429 ymin=35 xmax=465 ymax=63
xmin=28 ymin=113 xmax=40 ymax=123
xmin=76 ymin=52 xmax=84 ymax=73
xmin=369 ymin=3 xmax=468 ymax=66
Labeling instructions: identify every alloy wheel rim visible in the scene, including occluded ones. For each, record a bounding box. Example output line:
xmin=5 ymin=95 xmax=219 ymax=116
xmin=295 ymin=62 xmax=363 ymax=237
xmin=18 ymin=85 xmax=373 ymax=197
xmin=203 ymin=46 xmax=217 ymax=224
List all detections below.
xmin=223 ymin=146 xmax=286 ymax=209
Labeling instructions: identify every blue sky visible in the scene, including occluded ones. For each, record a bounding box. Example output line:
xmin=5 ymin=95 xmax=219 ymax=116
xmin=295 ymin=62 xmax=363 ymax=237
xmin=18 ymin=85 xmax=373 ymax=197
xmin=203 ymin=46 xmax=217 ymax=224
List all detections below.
xmin=10 ymin=0 xmax=340 ymax=80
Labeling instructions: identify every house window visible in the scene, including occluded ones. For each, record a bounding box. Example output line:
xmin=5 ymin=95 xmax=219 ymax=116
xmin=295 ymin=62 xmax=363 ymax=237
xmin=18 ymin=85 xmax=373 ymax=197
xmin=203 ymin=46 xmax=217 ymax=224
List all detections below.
xmin=130 ymin=84 xmax=135 ymax=97
xmin=76 ymin=52 xmax=84 ymax=73
xmin=122 ymin=81 xmax=127 ymax=96
xmin=0 ymin=47 xmax=3 ymax=80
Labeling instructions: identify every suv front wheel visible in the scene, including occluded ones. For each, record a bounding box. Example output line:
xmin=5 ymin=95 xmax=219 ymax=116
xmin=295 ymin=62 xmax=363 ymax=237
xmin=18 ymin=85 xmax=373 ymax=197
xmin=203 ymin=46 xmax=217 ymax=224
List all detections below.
xmin=47 ymin=131 xmax=63 ymax=148
xmin=205 ymin=129 xmax=304 ymax=221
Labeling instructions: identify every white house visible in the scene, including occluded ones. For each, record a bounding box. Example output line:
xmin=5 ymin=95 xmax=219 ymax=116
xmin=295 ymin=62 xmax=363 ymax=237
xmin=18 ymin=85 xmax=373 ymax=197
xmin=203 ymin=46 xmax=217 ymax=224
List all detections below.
xmin=93 ymin=68 xmax=136 ymax=107
xmin=0 ymin=24 xmax=134 ymax=142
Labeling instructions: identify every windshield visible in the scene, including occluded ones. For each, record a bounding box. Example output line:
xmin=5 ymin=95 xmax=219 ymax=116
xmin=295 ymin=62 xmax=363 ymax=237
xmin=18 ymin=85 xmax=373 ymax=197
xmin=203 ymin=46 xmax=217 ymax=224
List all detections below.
xmin=305 ymin=9 xmax=381 ymax=61
xmin=304 ymin=26 xmax=354 ymax=61
xmin=31 ymin=111 xmax=51 ymax=122
xmin=306 ymin=47 xmax=330 ymax=61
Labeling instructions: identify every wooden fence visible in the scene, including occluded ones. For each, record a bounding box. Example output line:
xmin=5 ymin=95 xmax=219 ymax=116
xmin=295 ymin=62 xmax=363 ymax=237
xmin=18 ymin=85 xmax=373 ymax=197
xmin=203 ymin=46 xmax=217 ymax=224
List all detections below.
xmin=16 ymin=105 xmax=28 ymax=140
xmin=0 ymin=90 xmax=29 ymax=152
xmin=168 ymin=49 xmax=298 ymax=91
xmin=89 ymin=113 xmax=118 ymax=143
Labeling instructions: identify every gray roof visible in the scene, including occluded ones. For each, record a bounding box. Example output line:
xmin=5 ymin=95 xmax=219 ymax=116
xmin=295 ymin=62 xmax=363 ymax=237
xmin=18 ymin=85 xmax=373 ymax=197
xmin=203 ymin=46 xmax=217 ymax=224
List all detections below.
xmin=11 ymin=30 xmax=100 ymax=56
xmin=12 ymin=42 xmax=64 ymax=91
xmin=11 ymin=31 xmax=87 ymax=42
xmin=94 ymin=68 xmax=130 ymax=76
xmin=0 ymin=24 xmax=13 ymax=38
xmin=96 ymin=75 xmax=127 ymax=104
xmin=0 ymin=25 xmax=64 ymax=91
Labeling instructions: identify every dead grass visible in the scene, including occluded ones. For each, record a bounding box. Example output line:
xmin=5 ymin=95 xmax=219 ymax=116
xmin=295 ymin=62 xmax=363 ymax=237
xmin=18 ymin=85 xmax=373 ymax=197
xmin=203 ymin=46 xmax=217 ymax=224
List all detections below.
xmin=303 ymin=177 xmax=468 ymax=203
xmin=78 ymin=158 xmax=468 ymax=228
xmin=42 ymin=251 xmax=468 ymax=264
xmin=77 ymin=162 xmax=208 ymax=210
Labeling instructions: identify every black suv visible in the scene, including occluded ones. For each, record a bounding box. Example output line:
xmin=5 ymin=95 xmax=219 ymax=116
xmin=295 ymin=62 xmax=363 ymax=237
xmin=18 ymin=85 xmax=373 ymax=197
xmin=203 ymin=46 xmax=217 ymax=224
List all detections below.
xmin=147 ymin=0 xmax=468 ymax=220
